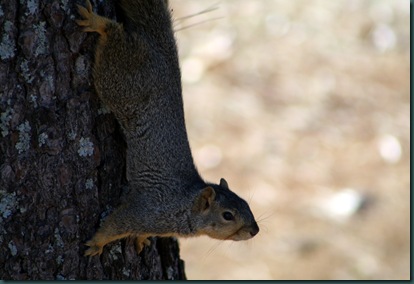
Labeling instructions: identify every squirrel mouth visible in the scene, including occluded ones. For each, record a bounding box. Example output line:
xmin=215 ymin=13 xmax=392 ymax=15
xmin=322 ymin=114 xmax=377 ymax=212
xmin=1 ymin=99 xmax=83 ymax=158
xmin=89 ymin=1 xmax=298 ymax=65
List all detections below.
xmin=225 ymin=223 xmax=259 ymax=241
xmin=225 ymin=226 xmax=249 ymax=241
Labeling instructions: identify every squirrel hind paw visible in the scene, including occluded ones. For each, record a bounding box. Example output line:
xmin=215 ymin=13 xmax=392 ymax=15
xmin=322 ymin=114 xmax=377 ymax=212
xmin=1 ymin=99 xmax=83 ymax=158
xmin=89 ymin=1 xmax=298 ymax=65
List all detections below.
xmin=76 ymin=0 xmax=108 ymax=36
xmin=76 ymin=2 xmax=92 ymax=22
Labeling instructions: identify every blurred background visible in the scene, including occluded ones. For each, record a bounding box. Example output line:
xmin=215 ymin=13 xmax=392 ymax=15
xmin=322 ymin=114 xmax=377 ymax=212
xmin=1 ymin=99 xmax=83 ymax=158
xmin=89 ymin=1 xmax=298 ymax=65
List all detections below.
xmin=170 ymin=0 xmax=410 ymax=280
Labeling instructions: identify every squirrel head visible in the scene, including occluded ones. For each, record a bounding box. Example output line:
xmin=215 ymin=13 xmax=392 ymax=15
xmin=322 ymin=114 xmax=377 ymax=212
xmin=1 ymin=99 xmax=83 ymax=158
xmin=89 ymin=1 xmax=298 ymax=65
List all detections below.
xmin=192 ymin=178 xmax=259 ymax=241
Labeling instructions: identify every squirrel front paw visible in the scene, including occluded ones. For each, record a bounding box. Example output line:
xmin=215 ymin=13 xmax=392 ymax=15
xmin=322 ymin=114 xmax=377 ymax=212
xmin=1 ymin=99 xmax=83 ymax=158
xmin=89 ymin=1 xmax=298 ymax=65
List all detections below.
xmin=83 ymin=232 xmax=111 ymax=257
xmin=84 ymin=243 xmax=104 ymax=257
xmin=135 ymin=237 xmax=151 ymax=254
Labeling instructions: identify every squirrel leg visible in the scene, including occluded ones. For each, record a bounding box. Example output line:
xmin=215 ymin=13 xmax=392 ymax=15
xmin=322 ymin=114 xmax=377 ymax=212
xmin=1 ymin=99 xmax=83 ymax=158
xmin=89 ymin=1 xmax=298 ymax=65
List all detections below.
xmin=85 ymin=204 xmax=149 ymax=256
xmin=76 ymin=0 xmax=112 ymax=40
xmin=85 ymin=205 xmax=132 ymax=256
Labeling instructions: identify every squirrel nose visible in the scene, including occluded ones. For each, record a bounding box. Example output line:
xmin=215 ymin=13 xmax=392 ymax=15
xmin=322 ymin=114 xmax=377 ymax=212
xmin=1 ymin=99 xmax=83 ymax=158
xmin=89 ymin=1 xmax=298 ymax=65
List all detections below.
xmin=250 ymin=222 xmax=259 ymax=237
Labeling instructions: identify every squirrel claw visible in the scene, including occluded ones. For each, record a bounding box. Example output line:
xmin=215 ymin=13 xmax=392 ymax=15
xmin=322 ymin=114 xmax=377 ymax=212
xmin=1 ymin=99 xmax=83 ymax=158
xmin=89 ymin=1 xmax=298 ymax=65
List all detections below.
xmin=85 ymin=0 xmax=93 ymax=13
xmin=76 ymin=0 xmax=92 ymax=14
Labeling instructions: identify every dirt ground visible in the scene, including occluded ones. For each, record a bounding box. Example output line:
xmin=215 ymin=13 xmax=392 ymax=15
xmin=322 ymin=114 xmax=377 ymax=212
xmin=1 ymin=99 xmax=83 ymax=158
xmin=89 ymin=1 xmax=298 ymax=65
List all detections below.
xmin=169 ymin=0 xmax=410 ymax=280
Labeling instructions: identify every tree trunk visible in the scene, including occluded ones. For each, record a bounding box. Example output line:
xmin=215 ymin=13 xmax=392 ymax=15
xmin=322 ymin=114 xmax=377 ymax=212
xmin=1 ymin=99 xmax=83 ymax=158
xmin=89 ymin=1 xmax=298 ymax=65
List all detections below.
xmin=0 ymin=0 xmax=186 ymax=280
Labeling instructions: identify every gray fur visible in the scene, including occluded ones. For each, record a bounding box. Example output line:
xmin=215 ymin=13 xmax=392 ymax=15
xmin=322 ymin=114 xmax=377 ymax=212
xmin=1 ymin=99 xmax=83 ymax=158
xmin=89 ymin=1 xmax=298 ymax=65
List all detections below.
xmin=79 ymin=0 xmax=259 ymax=255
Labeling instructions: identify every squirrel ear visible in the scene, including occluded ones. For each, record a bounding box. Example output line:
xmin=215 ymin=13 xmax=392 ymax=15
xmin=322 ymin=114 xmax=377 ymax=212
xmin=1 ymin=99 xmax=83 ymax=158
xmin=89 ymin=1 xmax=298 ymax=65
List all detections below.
xmin=195 ymin=187 xmax=216 ymax=212
xmin=220 ymin=178 xmax=229 ymax=189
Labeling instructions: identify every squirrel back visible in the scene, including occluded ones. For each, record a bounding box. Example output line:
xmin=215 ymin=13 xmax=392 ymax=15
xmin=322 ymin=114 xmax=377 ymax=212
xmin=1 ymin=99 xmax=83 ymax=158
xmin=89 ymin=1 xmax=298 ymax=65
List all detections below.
xmin=92 ymin=0 xmax=195 ymax=185
xmin=77 ymin=0 xmax=259 ymax=257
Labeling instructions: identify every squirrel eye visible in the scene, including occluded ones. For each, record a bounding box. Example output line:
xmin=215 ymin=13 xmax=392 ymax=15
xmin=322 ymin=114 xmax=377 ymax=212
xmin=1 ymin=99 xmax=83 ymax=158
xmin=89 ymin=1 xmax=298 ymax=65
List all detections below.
xmin=222 ymin=211 xmax=234 ymax=221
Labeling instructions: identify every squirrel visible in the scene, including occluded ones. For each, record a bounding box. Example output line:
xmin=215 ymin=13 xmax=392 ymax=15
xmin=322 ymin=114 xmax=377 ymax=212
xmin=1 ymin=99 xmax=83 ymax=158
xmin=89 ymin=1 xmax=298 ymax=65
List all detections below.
xmin=76 ymin=0 xmax=259 ymax=257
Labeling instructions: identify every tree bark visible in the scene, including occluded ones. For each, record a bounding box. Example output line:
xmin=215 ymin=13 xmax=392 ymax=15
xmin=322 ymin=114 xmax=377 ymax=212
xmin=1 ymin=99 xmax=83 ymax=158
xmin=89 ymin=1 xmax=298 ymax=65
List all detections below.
xmin=0 ymin=0 xmax=186 ymax=280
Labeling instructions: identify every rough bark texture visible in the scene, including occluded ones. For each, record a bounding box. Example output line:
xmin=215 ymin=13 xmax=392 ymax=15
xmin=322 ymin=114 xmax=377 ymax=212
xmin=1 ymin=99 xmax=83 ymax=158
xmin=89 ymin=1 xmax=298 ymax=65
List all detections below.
xmin=0 ymin=0 xmax=186 ymax=280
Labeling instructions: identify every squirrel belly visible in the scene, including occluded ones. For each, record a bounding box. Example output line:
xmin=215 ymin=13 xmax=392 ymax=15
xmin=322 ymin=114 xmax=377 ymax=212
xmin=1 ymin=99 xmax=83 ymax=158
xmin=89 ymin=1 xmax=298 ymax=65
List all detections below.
xmin=77 ymin=0 xmax=259 ymax=257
